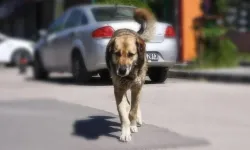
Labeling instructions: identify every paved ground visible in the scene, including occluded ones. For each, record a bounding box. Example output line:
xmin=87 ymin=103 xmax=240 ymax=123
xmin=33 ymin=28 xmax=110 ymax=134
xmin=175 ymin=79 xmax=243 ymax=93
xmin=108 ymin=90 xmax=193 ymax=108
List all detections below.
xmin=1 ymin=67 xmax=250 ymax=150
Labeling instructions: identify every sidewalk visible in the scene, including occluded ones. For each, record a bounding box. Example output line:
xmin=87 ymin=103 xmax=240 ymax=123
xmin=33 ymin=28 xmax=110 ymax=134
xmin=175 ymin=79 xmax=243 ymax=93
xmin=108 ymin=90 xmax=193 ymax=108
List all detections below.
xmin=169 ymin=67 xmax=250 ymax=83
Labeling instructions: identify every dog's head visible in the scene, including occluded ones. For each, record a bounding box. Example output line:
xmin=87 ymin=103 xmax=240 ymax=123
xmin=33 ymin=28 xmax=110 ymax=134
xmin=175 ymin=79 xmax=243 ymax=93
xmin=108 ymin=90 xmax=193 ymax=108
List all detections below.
xmin=106 ymin=34 xmax=146 ymax=77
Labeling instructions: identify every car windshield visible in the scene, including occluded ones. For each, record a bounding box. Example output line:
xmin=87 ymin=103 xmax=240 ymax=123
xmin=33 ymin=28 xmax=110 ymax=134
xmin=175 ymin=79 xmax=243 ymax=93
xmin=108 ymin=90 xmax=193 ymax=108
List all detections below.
xmin=91 ymin=6 xmax=135 ymax=22
xmin=0 ymin=33 xmax=7 ymax=43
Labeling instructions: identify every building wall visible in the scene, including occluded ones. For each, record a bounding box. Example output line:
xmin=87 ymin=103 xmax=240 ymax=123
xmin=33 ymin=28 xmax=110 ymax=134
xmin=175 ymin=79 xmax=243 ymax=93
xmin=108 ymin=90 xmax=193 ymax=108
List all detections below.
xmin=64 ymin=0 xmax=91 ymax=9
xmin=0 ymin=0 xmax=55 ymax=41
xmin=224 ymin=0 xmax=250 ymax=53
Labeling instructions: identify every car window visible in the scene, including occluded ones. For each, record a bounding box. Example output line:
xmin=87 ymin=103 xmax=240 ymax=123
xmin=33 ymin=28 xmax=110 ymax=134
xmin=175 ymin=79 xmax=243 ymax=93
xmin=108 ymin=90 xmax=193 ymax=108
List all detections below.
xmin=81 ymin=12 xmax=88 ymax=25
xmin=47 ymin=12 xmax=67 ymax=34
xmin=0 ymin=38 xmax=4 ymax=43
xmin=64 ymin=9 xmax=83 ymax=29
xmin=91 ymin=7 xmax=135 ymax=22
xmin=0 ymin=36 xmax=5 ymax=42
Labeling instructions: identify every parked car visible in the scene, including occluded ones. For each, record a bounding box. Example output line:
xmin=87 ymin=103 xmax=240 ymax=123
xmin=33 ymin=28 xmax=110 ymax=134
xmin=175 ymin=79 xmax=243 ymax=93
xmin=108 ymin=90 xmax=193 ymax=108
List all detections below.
xmin=33 ymin=4 xmax=178 ymax=83
xmin=0 ymin=33 xmax=35 ymax=66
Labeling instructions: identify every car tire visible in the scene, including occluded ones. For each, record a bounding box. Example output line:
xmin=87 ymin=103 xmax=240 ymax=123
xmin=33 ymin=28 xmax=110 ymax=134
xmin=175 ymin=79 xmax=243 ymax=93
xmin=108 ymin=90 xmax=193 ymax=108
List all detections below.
xmin=9 ymin=49 xmax=32 ymax=67
xmin=99 ymin=70 xmax=111 ymax=81
xmin=148 ymin=67 xmax=169 ymax=83
xmin=32 ymin=52 xmax=49 ymax=80
xmin=72 ymin=53 xmax=92 ymax=84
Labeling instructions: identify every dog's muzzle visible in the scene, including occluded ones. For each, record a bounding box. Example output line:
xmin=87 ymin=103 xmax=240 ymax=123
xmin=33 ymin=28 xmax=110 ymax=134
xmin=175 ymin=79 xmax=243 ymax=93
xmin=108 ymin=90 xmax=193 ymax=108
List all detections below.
xmin=116 ymin=65 xmax=131 ymax=77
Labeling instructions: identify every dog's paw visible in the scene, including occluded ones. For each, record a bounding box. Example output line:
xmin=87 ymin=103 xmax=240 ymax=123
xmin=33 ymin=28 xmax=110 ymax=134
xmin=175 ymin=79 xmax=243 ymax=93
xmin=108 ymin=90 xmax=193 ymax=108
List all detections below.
xmin=137 ymin=118 xmax=143 ymax=127
xmin=119 ymin=133 xmax=132 ymax=142
xmin=130 ymin=125 xmax=138 ymax=133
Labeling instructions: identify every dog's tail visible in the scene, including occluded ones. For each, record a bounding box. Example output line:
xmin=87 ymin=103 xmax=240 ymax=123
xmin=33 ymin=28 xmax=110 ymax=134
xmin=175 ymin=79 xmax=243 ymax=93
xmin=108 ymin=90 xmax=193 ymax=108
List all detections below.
xmin=133 ymin=8 xmax=156 ymax=42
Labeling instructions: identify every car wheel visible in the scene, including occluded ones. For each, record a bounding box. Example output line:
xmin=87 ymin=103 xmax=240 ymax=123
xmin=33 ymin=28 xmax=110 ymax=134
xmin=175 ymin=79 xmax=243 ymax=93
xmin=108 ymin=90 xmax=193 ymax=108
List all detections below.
xmin=148 ymin=67 xmax=169 ymax=83
xmin=99 ymin=70 xmax=111 ymax=81
xmin=72 ymin=53 xmax=92 ymax=84
xmin=32 ymin=52 xmax=49 ymax=80
xmin=9 ymin=49 xmax=32 ymax=67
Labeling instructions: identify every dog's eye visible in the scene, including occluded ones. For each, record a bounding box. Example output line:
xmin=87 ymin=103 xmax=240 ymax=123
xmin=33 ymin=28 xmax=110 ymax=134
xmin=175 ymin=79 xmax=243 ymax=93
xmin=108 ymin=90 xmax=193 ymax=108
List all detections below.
xmin=128 ymin=52 xmax=135 ymax=57
xmin=114 ymin=52 xmax=121 ymax=57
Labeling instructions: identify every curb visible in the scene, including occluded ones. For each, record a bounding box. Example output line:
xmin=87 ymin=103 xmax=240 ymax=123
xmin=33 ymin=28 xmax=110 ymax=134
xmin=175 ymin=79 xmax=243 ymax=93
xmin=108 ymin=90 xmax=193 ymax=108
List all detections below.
xmin=239 ymin=61 xmax=250 ymax=67
xmin=168 ymin=69 xmax=250 ymax=84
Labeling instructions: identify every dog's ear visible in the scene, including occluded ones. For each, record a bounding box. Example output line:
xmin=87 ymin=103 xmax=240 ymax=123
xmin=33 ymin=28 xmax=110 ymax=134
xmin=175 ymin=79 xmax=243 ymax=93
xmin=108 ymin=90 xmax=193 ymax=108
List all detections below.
xmin=105 ymin=38 xmax=116 ymax=70
xmin=136 ymin=38 xmax=146 ymax=57
xmin=136 ymin=37 xmax=146 ymax=69
xmin=107 ymin=38 xmax=116 ymax=52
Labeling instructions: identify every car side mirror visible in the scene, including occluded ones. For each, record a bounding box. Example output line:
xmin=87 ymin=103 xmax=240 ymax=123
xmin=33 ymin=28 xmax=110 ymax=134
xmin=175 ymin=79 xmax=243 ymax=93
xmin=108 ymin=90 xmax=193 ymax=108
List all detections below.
xmin=39 ymin=29 xmax=47 ymax=38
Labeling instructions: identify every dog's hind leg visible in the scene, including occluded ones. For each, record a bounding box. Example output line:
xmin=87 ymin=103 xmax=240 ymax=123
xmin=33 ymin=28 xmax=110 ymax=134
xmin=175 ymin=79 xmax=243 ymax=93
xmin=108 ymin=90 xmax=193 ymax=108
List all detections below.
xmin=129 ymin=86 xmax=142 ymax=133
xmin=114 ymin=88 xmax=131 ymax=142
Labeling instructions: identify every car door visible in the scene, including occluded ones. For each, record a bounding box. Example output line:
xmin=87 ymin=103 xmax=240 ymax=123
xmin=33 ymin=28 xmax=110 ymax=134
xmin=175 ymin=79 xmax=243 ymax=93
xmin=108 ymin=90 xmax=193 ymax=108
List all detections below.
xmin=56 ymin=9 xmax=87 ymax=71
xmin=40 ymin=12 xmax=68 ymax=71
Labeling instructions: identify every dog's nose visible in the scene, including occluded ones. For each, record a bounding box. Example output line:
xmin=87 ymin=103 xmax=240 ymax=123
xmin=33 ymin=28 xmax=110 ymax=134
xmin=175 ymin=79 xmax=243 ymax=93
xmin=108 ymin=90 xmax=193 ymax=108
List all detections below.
xmin=118 ymin=66 xmax=127 ymax=75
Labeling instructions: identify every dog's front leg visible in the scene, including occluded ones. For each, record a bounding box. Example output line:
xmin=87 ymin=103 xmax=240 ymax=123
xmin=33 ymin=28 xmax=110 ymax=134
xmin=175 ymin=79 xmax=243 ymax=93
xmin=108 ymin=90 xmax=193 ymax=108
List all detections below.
xmin=114 ymin=88 xmax=131 ymax=142
xmin=137 ymin=104 xmax=143 ymax=127
xmin=129 ymin=86 xmax=142 ymax=133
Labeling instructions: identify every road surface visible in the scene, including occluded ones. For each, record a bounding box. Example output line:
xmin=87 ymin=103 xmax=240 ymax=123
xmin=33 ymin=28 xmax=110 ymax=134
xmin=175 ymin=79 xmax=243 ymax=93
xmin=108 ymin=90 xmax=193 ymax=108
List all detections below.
xmin=0 ymin=67 xmax=250 ymax=150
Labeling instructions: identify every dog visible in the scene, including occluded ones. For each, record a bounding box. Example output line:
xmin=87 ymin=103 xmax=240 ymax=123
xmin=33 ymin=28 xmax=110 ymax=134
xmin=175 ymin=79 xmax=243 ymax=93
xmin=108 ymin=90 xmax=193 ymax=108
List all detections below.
xmin=105 ymin=7 xmax=156 ymax=142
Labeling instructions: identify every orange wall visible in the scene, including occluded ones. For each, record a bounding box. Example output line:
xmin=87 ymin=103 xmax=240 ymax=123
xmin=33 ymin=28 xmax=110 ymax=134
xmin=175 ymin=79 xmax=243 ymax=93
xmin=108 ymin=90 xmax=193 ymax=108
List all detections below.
xmin=181 ymin=0 xmax=202 ymax=62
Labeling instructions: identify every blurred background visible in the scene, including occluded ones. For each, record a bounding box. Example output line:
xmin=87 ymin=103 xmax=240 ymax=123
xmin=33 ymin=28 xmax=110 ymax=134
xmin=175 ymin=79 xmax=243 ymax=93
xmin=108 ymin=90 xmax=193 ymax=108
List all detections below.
xmin=1 ymin=0 xmax=250 ymax=67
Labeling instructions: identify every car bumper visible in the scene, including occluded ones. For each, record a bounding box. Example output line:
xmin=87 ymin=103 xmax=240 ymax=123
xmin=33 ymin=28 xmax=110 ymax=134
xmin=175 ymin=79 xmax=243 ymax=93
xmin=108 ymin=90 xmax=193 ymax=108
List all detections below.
xmin=145 ymin=38 xmax=178 ymax=68
xmin=84 ymin=38 xmax=178 ymax=72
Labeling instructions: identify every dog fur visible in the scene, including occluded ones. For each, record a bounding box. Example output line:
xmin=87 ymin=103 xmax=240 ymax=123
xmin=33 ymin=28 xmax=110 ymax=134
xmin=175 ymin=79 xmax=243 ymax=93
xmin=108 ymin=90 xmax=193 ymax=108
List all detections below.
xmin=105 ymin=8 xmax=156 ymax=142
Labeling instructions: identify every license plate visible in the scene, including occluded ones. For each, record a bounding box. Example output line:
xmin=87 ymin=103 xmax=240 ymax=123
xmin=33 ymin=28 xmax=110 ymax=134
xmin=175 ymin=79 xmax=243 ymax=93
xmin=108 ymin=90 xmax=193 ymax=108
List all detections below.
xmin=146 ymin=53 xmax=159 ymax=61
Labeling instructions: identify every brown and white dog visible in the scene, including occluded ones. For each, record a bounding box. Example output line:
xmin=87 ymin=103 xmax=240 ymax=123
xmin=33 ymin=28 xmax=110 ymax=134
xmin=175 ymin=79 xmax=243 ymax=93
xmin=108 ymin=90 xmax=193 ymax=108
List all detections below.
xmin=105 ymin=8 xmax=156 ymax=142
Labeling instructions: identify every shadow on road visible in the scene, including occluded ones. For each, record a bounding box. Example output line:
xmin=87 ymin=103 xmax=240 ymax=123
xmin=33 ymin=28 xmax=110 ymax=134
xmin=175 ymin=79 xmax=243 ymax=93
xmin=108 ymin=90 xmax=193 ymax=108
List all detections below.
xmin=72 ymin=116 xmax=120 ymax=140
xmin=0 ymin=99 xmax=210 ymax=149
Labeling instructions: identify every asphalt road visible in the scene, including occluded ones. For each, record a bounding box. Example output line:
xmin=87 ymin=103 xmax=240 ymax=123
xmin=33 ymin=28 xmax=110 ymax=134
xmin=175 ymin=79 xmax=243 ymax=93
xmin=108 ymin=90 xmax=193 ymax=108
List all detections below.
xmin=0 ymin=67 xmax=250 ymax=150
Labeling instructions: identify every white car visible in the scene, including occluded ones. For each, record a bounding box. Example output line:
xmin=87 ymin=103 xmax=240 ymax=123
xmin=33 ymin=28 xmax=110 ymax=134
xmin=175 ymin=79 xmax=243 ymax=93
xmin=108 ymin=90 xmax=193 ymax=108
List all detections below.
xmin=0 ymin=33 xmax=35 ymax=66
